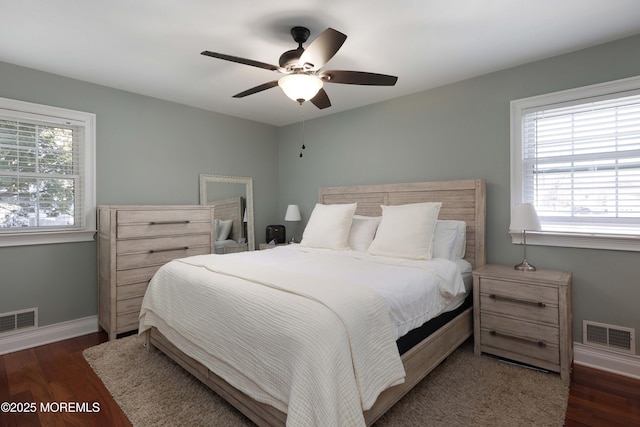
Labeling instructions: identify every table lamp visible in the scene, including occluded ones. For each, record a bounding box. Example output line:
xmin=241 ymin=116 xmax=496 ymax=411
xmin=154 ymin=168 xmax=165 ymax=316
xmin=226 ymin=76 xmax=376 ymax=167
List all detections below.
xmin=510 ymin=203 xmax=541 ymax=271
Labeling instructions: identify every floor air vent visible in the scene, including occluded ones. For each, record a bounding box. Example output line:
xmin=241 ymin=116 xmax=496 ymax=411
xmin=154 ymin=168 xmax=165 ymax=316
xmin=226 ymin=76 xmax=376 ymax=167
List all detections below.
xmin=583 ymin=320 xmax=635 ymax=355
xmin=0 ymin=308 xmax=38 ymax=335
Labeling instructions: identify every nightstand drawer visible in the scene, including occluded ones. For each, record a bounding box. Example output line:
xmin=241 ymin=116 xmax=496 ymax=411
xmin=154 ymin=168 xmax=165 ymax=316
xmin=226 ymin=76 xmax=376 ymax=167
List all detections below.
xmin=479 ymin=293 xmax=558 ymax=325
xmin=481 ymin=313 xmax=559 ymax=345
xmin=480 ymin=277 xmax=558 ymax=305
xmin=480 ymin=330 xmax=559 ymax=365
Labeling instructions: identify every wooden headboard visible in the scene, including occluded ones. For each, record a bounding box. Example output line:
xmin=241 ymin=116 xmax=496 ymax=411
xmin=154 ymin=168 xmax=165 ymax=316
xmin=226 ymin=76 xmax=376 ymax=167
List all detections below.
xmin=319 ymin=179 xmax=486 ymax=269
xmin=208 ymin=196 xmax=244 ymax=241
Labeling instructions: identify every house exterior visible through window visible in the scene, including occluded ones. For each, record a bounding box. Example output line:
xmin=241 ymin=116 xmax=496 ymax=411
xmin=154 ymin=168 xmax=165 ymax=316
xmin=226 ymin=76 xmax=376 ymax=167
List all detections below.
xmin=0 ymin=97 xmax=95 ymax=247
xmin=511 ymin=76 xmax=640 ymax=251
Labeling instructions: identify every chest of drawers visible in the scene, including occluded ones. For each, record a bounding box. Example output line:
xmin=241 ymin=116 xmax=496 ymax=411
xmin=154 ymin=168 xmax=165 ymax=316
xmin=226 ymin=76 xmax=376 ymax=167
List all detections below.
xmin=472 ymin=264 xmax=573 ymax=385
xmin=98 ymin=205 xmax=215 ymax=340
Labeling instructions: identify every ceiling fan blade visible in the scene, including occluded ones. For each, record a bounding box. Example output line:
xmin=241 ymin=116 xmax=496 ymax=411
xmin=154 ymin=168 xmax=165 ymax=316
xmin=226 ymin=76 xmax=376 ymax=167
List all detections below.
xmin=233 ymin=80 xmax=279 ymax=98
xmin=310 ymin=88 xmax=331 ymax=109
xmin=299 ymin=28 xmax=347 ymax=69
xmin=201 ymin=51 xmax=285 ymax=73
xmin=319 ymin=70 xmax=398 ymax=86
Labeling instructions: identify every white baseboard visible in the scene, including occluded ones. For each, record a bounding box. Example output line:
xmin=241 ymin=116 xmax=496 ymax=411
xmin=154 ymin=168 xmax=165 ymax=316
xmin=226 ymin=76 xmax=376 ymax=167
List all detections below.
xmin=0 ymin=315 xmax=99 ymax=355
xmin=574 ymin=342 xmax=640 ymax=380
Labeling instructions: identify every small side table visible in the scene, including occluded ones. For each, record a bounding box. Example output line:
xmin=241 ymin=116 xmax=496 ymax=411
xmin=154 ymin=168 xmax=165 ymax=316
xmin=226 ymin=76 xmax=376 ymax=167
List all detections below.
xmin=473 ymin=264 xmax=573 ymax=385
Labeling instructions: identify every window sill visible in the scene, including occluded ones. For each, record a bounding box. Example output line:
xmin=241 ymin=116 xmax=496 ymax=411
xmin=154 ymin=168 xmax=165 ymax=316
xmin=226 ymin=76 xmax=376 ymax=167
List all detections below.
xmin=510 ymin=231 xmax=640 ymax=252
xmin=0 ymin=230 xmax=96 ymax=247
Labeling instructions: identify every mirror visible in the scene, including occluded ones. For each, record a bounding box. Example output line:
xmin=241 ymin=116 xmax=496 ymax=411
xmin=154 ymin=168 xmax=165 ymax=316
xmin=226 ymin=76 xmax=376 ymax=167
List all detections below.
xmin=199 ymin=174 xmax=255 ymax=251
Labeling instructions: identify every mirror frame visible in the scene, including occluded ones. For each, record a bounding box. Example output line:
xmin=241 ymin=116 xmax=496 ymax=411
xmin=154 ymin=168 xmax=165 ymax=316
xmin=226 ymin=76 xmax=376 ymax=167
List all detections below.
xmin=199 ymin=174 xmax=255 ymax=251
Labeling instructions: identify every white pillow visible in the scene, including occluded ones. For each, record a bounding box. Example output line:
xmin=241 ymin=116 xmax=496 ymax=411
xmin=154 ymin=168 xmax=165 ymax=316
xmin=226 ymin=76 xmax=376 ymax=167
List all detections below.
xmin=216 ymin=219 xmax=233 ymax=241
xmin=348 ymin=215 xmax=382 ymax=252
xmin=433 ymin=220 xmax=467 ymax=260
xmin=367 ymin=202 xmax=442 ymax=260
xmin=300 ymin=203 xmax=357 ymax=249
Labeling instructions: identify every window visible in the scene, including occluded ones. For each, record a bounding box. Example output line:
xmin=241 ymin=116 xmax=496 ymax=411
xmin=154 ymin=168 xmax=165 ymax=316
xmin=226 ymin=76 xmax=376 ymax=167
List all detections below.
xmin=0 ymin=97 xmax=95 ymax=247
xmin=511 ymin=76 xmax=640 ymax=251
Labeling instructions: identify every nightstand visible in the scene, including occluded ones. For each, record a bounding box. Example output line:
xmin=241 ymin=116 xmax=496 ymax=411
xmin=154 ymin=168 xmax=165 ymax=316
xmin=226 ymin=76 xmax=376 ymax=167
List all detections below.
xmin=473 ymin=264 xmax=573 ymax=385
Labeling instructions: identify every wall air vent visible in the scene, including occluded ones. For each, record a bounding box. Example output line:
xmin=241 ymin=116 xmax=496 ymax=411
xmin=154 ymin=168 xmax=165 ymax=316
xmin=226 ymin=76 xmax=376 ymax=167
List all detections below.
xmin=583 ymin=320 xmax=635 ymax=355
xmin=0 ymin=308 xmax=38 ymax=335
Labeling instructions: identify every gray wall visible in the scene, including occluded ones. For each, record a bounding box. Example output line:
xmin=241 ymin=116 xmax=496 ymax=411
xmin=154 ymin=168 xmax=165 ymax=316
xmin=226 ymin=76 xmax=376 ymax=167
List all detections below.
xmin=1 ymin=33 xmax=639 ymax=347
xmin=0 ymin=61 xmax=279 ymax=327
xmin=278 ymin=34 xmax=640 ymax=345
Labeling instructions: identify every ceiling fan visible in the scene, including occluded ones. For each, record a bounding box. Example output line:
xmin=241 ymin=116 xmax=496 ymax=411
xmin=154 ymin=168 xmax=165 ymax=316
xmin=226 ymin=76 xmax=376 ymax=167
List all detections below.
xmin=201 ymin=26 xmax=398 ymax=109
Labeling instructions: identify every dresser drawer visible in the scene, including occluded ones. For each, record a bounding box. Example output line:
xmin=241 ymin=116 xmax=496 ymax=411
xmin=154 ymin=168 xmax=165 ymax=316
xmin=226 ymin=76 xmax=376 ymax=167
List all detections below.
xmin=117 ymin=209 xmax=213 ymax=239
xmin=116 ymin=311 xmax=140 ymax=332
xmin=116 ymin=265 xmax=162 ymax=286
xmin=116 ymin=295 xmax=144 ymax=314
xmin=117 ymin=281 xmax=149 ymax=301
xmin=116 ymin=234 xmax=211 ymax=255
xmin=117 ymin=246 xmax=211 ymax=270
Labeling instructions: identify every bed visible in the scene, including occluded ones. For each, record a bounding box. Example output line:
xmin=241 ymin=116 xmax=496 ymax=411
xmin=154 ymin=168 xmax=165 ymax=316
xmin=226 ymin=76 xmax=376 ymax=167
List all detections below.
xmin=140 ymin=179 xmax=486 ymax=426
xmin=207 ymin=196 xmax=245 ymax=253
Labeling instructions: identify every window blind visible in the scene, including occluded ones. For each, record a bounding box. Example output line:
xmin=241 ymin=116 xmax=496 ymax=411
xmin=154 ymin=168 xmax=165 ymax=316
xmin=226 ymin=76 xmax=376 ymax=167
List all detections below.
xmin=0 ymin=111 xmax=85 ymax=232
xmin=521 ymin=90 xmax=640 ymax=235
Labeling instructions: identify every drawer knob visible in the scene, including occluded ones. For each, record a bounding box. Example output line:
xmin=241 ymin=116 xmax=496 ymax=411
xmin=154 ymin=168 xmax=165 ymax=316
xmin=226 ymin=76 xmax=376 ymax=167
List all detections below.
xmin=489 ymin=293 xmax=546 ymax=308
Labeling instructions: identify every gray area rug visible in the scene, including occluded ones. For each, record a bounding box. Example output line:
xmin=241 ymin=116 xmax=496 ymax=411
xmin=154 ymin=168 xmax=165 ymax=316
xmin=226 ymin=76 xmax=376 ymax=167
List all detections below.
xmin=83 ymin=335 xmax=568 ymax=426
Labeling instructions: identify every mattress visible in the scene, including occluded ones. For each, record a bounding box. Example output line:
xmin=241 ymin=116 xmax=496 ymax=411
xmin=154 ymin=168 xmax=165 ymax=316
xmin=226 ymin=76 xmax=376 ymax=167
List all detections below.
xmin=220 ymin=244 xmax=469 ymax=339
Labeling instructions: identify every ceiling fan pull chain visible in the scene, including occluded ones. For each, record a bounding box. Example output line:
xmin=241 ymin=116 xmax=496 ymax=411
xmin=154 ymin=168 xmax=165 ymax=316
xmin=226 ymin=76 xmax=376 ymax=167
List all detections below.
xmin=300 ymin=104 xmax=306 ymax=157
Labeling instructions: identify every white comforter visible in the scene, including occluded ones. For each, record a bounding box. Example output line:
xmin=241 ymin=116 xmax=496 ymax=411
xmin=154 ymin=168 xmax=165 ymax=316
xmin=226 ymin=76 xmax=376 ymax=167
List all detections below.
xmin=247 ymin=245 xmax=468 ymax=339
xmin=139 ymin=248 xmax=409 ymax=426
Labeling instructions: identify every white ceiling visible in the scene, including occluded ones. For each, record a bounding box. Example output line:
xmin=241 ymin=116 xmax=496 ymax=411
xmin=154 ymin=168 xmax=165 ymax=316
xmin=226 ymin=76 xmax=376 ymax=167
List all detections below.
xmin=3 ymin=1 xmax=640 ymax=127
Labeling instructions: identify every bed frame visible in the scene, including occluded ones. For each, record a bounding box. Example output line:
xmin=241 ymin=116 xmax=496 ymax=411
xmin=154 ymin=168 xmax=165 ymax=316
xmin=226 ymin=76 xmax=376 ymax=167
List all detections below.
xmin=147 ymin=178 xmax=486 ymax=426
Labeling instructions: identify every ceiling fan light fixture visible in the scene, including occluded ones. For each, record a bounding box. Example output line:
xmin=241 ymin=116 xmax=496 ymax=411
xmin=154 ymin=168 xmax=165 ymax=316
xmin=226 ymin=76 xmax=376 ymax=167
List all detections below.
xmin=278 ymin=73 xmax=323 ymax=104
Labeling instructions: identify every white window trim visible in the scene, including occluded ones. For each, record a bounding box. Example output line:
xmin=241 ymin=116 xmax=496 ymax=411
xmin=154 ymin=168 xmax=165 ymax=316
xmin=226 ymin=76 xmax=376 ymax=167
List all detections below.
xmin=0 ymin=97 xmax=96 ymax=247
xmin=510 ymin=75 xmax=640 ymax=252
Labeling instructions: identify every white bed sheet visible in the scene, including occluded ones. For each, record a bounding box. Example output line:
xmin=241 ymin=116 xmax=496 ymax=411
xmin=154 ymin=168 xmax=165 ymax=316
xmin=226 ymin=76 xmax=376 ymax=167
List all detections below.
xmin=230 ymin=244 xmax=468 ymax=339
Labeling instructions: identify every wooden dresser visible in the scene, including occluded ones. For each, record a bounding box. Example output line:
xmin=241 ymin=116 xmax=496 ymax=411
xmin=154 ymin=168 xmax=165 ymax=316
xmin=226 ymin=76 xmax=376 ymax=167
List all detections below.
xmin=473 ymin=264 xmax=573 ymax=385
xmin=98 ymin=205 xmax=215 ymax=340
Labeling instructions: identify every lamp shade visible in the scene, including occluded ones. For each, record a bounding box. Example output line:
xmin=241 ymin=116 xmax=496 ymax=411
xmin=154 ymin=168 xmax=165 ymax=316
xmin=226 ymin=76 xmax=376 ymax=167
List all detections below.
xmin=284 ymin=204 xmax=301 ymax=222
xmin=278 ymin=74 xmax=323 ymax=103
xmin=510 ymin=203 xmax=541 ymax=231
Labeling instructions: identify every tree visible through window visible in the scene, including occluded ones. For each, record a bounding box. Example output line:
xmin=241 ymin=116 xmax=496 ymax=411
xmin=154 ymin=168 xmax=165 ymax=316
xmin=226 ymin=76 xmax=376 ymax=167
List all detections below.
xmin=0 ymin=120 xmax=80 ymax=229
xmin=0 ymin=97 xmax=95 ymax=246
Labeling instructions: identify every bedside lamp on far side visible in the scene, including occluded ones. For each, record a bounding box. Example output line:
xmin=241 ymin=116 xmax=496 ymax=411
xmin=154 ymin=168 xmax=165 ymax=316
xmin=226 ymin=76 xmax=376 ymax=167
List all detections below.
xmin=510 ymin=203 xmax=541 ymax=271
xmin=284 ymin=204 xmax=301 ymax=243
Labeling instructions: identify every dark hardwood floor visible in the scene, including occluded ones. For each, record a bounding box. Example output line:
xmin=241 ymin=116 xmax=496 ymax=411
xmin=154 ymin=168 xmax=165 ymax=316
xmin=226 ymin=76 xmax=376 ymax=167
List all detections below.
xmin=1 ymin=332 xmax=639 ymax=426
xmin=0 ymin=332 xmax=131 ymax=427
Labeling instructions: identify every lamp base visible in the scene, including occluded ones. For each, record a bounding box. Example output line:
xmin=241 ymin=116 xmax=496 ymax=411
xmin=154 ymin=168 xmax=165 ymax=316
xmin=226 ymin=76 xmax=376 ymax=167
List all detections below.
xmin=514 ymin=259 xmax=536 ymax=271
